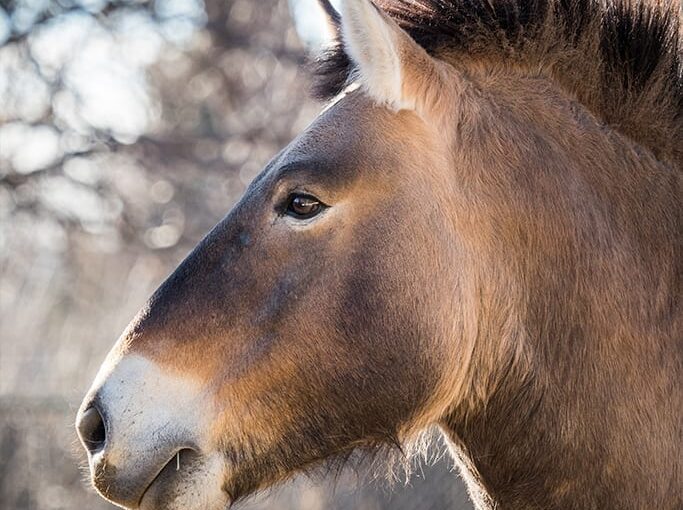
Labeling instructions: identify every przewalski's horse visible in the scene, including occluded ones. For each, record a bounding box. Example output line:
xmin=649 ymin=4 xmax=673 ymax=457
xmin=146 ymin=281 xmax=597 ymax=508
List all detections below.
xmin=76 ymin=0 xmax=682 ymax=508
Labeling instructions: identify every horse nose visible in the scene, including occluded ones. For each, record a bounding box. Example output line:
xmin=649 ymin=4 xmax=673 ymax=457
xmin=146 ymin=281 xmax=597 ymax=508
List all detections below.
xmin=77 ymin=404 xmax=107 ymax=455
xmin=76 ymin=354 xmax=214 ymax=508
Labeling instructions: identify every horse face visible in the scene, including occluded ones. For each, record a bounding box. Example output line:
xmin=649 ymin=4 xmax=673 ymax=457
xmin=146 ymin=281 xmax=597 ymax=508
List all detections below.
xmin=76 ymin=2 xmax=464 ymax=507
xmin=76 ymin=90 xmax=458 ymax=509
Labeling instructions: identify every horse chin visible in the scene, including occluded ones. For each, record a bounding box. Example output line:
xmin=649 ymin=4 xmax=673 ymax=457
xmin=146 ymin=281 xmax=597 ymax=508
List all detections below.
xmin=138 ymin=449 xmax=229 ymax=510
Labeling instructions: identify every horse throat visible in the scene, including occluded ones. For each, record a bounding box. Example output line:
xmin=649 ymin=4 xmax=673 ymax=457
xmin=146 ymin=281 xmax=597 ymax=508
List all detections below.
xmin=438 ymin=325 xmax=682 ymax=510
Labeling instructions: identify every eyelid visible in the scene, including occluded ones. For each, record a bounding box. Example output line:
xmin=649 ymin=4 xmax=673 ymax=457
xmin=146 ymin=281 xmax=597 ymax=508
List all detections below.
xmin=283 ymin=188 xmax=328 ymax=206
xmin=285 ymin=184 xmax=317 ymax=197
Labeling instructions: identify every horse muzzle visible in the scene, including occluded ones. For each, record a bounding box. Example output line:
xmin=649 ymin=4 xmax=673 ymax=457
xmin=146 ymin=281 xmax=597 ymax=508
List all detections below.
xmin=76 ymin=353 xmax=229 ymax=509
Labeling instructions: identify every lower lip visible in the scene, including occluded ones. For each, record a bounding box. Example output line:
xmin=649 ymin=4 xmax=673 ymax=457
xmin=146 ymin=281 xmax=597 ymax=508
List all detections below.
xmin=137 ymin=448 xmax=197 ymax=509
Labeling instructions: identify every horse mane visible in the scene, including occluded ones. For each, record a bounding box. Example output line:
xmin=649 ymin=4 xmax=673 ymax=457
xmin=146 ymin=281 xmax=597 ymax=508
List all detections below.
xmin=312 ymin=0 xmax=682 ymax=167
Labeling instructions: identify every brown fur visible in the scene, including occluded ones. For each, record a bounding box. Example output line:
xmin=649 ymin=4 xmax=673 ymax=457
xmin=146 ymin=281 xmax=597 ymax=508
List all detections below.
xmin=436 ymin=68 xmax=682 ymax=508
xmin=313 ymin=0 xmax=683 ymax=167
xmin=83 ymin=1 xmax=681 ymax=509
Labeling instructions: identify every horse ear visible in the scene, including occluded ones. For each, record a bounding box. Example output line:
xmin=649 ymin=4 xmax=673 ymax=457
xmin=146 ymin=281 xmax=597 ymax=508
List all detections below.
xmin=340 ymin=0 xmax=447 ymax=113
xmin=317 ymin=0 xmax=341 ymax=34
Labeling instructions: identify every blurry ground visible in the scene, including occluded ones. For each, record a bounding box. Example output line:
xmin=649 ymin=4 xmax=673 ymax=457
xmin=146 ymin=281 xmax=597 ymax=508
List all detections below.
xmin=0 ymin=0 xmax=473 ymax=508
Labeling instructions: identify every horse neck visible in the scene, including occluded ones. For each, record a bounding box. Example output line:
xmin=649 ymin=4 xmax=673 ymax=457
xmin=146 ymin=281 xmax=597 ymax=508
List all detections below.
xmin=437 ymin=79 xmax=682 ymax=509
xmin=441 ymin=329 xmax=682 ymax=509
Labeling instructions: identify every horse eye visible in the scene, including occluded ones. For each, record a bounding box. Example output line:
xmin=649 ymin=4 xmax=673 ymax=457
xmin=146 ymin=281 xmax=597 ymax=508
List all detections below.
xmin=286 ymin=194 xmax=323 ymax=219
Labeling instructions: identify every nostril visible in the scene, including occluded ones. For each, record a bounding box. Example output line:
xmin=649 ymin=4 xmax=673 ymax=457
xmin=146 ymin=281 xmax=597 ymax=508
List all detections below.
xmin=78 ymin=405 xmax=107 ymax=454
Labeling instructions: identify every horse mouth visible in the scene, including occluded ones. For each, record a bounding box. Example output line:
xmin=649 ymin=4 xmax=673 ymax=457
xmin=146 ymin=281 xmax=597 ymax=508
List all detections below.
xmin=137 ymin=448 xmax=198 ymax=509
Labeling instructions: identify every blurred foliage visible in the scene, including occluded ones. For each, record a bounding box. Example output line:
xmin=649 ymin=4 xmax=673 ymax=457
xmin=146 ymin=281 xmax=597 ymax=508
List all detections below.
xmin=0 ymin=0 xmax=320 ymax=396
xmin=0 ymin=0 xmax=316 ymax=256
xmin=0 ymin=0 xmax=472 ymax=508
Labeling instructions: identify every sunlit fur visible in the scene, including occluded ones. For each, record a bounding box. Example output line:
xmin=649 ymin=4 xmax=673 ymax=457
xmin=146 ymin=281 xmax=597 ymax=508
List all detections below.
xmin=314 ymin=0 xmax=682 ymax=168
xmin=79 ymin=1 xmax=681 ymax=509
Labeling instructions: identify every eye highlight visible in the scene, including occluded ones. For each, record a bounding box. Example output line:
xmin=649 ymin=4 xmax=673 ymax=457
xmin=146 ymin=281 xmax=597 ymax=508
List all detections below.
xmin=285 ymin=193 xmax=324 ymax=219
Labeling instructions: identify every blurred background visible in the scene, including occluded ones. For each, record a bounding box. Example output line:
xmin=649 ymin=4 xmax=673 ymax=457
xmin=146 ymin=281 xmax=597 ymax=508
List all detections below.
xmin=0 ymin=0 xmax=473 ymax=507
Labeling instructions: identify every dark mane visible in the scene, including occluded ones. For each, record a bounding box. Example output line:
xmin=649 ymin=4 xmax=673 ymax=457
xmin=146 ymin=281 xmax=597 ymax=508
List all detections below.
xmin=312 ymin=0 xmax=682 ymax=166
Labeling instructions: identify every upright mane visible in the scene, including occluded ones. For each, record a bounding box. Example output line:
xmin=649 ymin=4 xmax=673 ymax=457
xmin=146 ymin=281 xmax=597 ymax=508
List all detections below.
xmin=313 ymin=0 xmax=682 ymax=167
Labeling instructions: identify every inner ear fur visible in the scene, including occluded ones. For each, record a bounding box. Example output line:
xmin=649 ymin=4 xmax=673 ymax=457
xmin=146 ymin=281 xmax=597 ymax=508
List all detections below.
xmin=339 ymin=0 xmax=459 ymax=122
